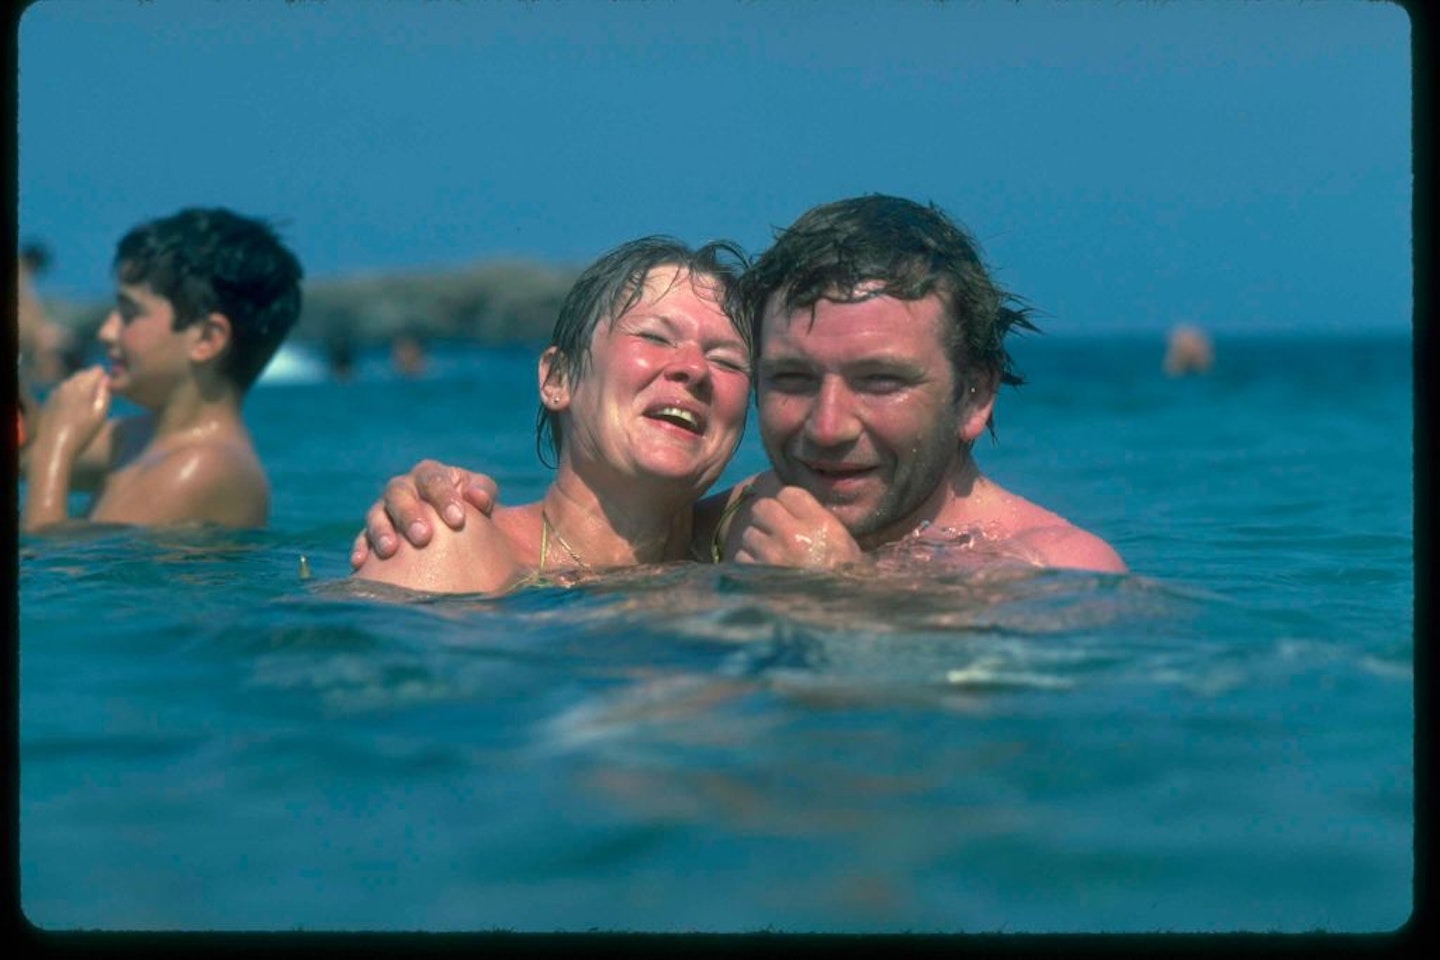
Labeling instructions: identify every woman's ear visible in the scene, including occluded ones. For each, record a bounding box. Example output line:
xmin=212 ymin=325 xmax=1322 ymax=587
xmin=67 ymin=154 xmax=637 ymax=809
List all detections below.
xmin=188 ymin=312 xmax=233 ymax=365
xmin=538 ymin=347 xmax=571 ymax=411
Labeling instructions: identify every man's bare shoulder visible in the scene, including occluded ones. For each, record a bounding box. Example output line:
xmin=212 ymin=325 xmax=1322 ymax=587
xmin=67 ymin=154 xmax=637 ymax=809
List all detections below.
xmin=355 ymin=503 xmax=527 ymax=595
xmin=1013 ymin=523 xmax=1128 ymax=574
xmin=964 ymin=481 xmax=1127 ymax=574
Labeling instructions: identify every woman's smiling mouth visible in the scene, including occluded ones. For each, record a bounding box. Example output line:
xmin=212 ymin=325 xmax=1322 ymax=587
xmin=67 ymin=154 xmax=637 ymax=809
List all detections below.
xmin=645 ymin=403 xmax=707 ymax=436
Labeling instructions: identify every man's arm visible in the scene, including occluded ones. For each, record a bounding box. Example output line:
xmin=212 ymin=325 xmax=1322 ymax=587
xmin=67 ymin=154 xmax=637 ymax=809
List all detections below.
xmin=349 ymin=460 xmax=499 ymax=569
xmin=347 ymin=462 xmax=870 ymax=572
xmin=21 ymin=367 xmax=117 ymax=532
xmin=349 ymin=460 xmax=759 ymax=570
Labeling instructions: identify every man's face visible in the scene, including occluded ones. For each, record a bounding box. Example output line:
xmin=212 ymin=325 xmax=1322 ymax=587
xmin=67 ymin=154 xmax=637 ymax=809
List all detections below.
xmin=756 ymin=291 xmax=984 ymax=548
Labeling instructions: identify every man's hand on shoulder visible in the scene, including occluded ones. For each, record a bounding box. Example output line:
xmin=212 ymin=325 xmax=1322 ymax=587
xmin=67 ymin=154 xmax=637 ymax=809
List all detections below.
xmin=349 ymin=460 xmax=500 ymax=570
xmin=353 ymin=502 xmax=521 ymax=595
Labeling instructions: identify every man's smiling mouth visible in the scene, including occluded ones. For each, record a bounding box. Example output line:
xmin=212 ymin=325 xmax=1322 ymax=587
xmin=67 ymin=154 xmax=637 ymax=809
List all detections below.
xmin=803 ymin=461 xmax=872 ymax=478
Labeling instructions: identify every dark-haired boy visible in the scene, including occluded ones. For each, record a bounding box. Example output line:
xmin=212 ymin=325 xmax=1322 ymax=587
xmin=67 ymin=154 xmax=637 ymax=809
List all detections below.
xmin=21 ymin=207 xmax=303 ymax=531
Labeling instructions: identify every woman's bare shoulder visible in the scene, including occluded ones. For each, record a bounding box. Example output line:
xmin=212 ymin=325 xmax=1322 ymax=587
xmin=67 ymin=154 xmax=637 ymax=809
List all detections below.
xmin=354 ymin=503 xmax=529 ymax=594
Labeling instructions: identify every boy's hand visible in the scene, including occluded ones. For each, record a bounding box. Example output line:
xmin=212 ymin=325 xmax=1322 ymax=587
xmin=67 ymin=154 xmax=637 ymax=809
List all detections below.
xmin=21 ymin=366 xmax=112 ymax=532
xmin=349 ymin=460 xmax=499 ymax=569
xmin=732 ymin=485 xmax=865 ymax=569
xmin=33 ymin=366 xmax=111 ymax=458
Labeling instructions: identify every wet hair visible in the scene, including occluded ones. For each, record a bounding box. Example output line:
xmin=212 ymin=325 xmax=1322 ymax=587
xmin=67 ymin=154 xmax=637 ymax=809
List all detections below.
xmin=536 ymin=235 xmax=750 ymax=468
xmin=733 ymin=194 xmax=1038 ymax=432
xmin=113 ymin=207 xmax=304 ymax=391
xmin=20 ymin=240 xmax=51 ymax=275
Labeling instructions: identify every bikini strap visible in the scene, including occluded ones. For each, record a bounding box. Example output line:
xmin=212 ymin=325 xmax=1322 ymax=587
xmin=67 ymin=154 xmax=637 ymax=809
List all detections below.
xmin=708 ymin=480 xmax=756 ymax=563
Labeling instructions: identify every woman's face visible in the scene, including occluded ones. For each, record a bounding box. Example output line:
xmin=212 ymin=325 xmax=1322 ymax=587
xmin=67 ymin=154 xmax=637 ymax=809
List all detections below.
xmin=551 ymin=265 xmax=751 ymax=498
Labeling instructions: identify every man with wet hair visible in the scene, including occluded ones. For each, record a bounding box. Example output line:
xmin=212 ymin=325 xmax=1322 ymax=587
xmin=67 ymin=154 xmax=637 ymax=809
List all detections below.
xmin=22 ymin=207 xmax=304 ymax=530
xmin=354 ymin=195 xmax=1125 ymax=573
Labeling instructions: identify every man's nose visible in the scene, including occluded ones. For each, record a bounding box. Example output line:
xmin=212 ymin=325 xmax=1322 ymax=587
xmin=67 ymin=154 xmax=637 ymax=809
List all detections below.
xmin=803 ymin=377 xmax=860 ymax=446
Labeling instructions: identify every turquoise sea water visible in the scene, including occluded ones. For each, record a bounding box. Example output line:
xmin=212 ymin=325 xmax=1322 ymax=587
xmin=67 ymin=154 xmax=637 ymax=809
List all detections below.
xmin=16 ymin=334 xmax=1413 ymax=933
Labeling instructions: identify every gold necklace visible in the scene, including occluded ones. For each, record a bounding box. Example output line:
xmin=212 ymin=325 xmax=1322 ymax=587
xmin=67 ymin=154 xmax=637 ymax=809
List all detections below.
xmin=540 ymin=508 xmax=589 ymax=571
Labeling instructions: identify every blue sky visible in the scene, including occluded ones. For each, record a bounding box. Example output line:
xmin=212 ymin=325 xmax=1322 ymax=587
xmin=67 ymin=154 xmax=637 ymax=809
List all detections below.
xmin=17 ymin=0 xmax=1412 ymax=335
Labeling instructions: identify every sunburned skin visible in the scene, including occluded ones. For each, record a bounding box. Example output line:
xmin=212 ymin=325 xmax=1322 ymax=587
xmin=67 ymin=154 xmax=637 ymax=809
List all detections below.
xmin=869 ymin=520 xmax=1046 ymax=572
xmin=557 ymin=271 xmax=747 ymax=496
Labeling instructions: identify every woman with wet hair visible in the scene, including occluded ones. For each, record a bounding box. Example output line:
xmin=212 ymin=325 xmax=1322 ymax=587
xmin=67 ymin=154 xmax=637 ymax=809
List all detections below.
xmin=354 ymin=236 xmax=752 ymax=595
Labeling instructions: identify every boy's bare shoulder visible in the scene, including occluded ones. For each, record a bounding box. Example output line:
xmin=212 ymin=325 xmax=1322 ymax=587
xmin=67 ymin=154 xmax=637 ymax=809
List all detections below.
xmin=90 ymin=433 xmax=269 ymax=528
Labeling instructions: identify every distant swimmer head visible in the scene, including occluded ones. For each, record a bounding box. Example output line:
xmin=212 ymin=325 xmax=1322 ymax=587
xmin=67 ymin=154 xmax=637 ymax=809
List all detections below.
xmin=1163 ymin=324 xmax=1214 ymax=377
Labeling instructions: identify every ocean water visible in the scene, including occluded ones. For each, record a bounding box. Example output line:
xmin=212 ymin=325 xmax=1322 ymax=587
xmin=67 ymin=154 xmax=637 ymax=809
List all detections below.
xmin=16 ymin=334 xmax=1414 ymax=933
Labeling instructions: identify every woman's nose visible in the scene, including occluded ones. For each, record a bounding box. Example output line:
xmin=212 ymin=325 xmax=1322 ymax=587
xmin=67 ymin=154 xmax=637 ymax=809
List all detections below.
xmin=665 ymin=341 xmax=708 ymax=382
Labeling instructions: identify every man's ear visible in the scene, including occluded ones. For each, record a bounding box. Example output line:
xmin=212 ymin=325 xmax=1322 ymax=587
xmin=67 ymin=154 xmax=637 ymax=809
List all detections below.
xmin=957 ymin=369 xmax=999 ymax=444
xmin=538 ymin=347 xmax=571 ymax=411
xmin=189 ymin=313 xmax=232 ymax=365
